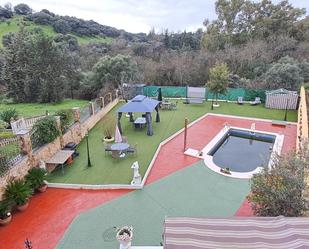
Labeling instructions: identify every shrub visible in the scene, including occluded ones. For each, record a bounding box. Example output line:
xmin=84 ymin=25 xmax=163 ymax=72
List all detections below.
xmin=26 ymin=168 xmax=47 ymax=190
xmin=0 ymin=108 xmax=18 ymax=125
xmin=31 ymin=117 xmax=61 ymax=145
xmin=0 ymin=120 xmax=9 ymax=131
xmin=55 ymin=109 xmax=73 ymax=133
xmin=249 ymin=149 xmax=308 ymax=217
xmin=4 ymin=179 xmax=33 ymax=206
xmin=0 ymin=131 xmax=14 ymax=139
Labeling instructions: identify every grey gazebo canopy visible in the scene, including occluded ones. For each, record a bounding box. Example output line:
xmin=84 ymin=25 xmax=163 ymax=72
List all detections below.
xmin=117 ymin=95 xmax=160 ymax=136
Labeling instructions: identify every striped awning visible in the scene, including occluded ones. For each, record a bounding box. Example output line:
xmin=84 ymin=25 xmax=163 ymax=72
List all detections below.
xmin=164 ymin=216 xmax=309 ymax=249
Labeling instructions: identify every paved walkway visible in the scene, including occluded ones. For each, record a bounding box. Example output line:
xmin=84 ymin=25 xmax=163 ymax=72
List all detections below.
xmin=0 ymin=114 xmax=296 ymax=249
xmin=57 ymin=161 xmax=250 ymax=248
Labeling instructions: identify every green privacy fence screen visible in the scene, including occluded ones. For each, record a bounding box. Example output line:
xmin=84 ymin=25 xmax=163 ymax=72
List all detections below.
xmin=143 ymin=86 xmax=266 ymax=102
xmin=143 ymin=86 xmax=187 ymax=98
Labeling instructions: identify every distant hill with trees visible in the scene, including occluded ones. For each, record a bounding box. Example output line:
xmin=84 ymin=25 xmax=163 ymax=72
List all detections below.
xmin=0 ymin=1 xmax=308 ymax=104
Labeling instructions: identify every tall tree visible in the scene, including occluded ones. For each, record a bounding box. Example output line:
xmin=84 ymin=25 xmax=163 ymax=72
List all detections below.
xmin=261 ymin=56 xmax=304 ymax=90
xmin=207 ymin=63 xmax=230 ymax=106
xmin=3 ymin=28 xmax=71 ymax=102
xmin=202 ymin=0 xmax=306 ymax=50
xmin=88 ymin=54 xmax=137 ymax=90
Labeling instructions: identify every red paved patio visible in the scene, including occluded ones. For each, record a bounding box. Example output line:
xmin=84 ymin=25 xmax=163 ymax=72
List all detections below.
xmin=0 ymin=114 xmax=296 ymax=249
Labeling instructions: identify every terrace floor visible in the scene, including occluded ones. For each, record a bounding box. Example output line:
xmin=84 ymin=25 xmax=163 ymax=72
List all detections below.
xmin=47 ymin=101 xmax=297 ymax=185
xmin=0 ymin=113 xmax=297 ymax=249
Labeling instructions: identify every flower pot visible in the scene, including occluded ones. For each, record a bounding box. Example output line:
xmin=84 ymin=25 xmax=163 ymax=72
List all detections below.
xmin=0 ymin=214 xmax=12 ymax=226
xmin=103 ymin=136 xmax=114 ymax=143
xmin=17 ymin=201 xmax=29 ymax=211
xmin=116 ymin=227 xmax=133 ymax=249
xmin=37 ymin=184 xmax=48 ymax=193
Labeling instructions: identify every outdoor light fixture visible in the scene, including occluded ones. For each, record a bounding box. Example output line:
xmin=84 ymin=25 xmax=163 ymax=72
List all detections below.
xmin=86 ymin=130 xmax=92 ymax=167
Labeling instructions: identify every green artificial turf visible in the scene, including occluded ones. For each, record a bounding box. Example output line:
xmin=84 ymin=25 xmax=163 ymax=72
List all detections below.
xmin=47 ymin=101 xmax=297 ymax=185
xmin=0 ymin=99 xmax=88 ymax=117
xmin=56 ymin=160 xmax=250 ymax=248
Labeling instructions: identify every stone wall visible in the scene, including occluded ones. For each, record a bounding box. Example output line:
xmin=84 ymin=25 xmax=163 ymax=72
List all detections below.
xmin=0 ymin=97 xmax=119 ymax=199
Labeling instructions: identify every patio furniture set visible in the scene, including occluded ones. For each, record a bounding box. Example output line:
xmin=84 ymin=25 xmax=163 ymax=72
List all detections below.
xmin=160 ymin=100 xmax=178 ymax=110
xmin=104 ymin=142 xmax=137 ymax=158
xmin=237 ymin=97 xmax=261 ymax=105
xmin=45 ymin=142 xmax=79 ymax=174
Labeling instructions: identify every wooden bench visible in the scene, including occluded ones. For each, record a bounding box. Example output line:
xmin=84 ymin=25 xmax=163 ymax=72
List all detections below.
xmin=271 ymin=120 xmax=287 ymax=127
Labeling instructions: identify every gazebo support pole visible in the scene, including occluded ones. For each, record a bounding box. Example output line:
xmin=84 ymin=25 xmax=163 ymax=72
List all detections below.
xmin=155 ymin=106 xmax=160 ymax=122
xmin=184 ymin=117 xmax=188 ymax=152
xmin=129 ymin=112 xmax=134 ymax=122
xmin=146 ymin=112 xmax=153 ymax=136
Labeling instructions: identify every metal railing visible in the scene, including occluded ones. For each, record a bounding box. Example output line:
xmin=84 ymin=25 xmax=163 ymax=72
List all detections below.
xmin=11 ymin=115 xmax=47 ymax=135
xmin=0 ymin=137 xmax=23 ymax=177
xmin=80 ymin=105 xmax=92 ymax=123
xmin=94 ymin=99 xmax=102 ymax=114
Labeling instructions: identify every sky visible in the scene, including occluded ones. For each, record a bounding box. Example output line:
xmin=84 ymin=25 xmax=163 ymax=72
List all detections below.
xmin=2 ymin=0 xmax=309 ymax=33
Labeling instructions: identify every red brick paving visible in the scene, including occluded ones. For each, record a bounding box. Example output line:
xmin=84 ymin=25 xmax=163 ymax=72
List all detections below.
xmin=0 ymin=114 xmax=296 ymax=249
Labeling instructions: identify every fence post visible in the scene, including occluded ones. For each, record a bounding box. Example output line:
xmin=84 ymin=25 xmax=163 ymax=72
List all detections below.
xmin=55 ymin=116 xmax=64 ymax=148
xmin=72 ymin=107 xmax=82 ymax=142
xmin=72 ymin=107 xmax=81 ymax=123
xmin=16 ymin=131 xmax=32 ymax=156
xmin=100 ymin=97 xmax=104 ymax=108
xmin=89 ymin=101 xmax=95 ymax=115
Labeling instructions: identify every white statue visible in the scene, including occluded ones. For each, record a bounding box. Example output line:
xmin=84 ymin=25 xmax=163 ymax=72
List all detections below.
xmin=39 ymin=160 xmax=46 ymax=170
xmin=131 ymin=161 xmax=141 ymax=185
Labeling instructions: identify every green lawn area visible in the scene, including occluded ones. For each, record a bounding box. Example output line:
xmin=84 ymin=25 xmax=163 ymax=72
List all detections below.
xmin=47 ymin=101 xmax=297 ymax=185
xmin=0 ymin=99 xmax=88 ymax=117
xmin=0 ymin=16 xmax=114 ymax=47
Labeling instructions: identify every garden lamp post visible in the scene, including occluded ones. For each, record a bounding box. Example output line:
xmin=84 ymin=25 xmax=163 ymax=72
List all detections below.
xmin=86 ymin=130 xmax=92 ymax=167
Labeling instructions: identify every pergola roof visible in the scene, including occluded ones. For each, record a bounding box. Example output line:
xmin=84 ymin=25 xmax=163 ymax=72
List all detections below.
xmin=117 ymin=95 xmax=160 ymax=113
xmin=164 ymin=216 xmax=309 ymax=249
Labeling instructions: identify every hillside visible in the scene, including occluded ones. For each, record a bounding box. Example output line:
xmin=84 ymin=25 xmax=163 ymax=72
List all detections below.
xmin=0 ymin=15 xmax=114 ymax=47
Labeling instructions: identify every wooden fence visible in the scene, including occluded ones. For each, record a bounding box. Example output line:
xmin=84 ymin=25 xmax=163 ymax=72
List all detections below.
xmin=297 ymin=86 xmax=309 ymax=152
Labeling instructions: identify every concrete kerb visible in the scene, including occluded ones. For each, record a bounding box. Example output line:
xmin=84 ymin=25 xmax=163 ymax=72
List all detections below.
xmin=47 ymin=113 xmax=296 ymax=190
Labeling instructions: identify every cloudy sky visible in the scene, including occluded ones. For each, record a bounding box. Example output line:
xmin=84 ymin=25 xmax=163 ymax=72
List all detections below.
xmin=3 ymin=0 xmax=309 ymax=33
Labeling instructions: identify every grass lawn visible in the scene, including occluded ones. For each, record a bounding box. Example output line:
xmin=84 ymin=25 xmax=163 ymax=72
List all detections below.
xmin=47 ymin=101 xmax=297 ymax=185
xmin=0 ymin=99 xmax=88 ymax=117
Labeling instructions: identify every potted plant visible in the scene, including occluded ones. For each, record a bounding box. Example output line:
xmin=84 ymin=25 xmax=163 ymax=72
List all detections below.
xmin=102 ymin=117 xmax=115 ymax=143
xmin=4 ymin=179 xmax=33 ymax=211
xmin=0 ymin=200 xmax=12 ymax=226
xmin=116 ymin=226 xmax=133 ymax=249
xmin=26 ymin=167 xmax=48 ymax=193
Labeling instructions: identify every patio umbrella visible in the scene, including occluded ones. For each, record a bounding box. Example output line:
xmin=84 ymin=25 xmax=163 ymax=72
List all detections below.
xmin=157 ymin=88 xmax=162 ymax=102
xmin=114 ymin=125 xmax=122 ymax=143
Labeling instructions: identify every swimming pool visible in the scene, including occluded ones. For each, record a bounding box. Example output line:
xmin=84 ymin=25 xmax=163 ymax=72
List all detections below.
xmin=208 ymin=129 xmax=275 ymax=173
xmin=202 ymin=126 xmax=284 ymax=179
